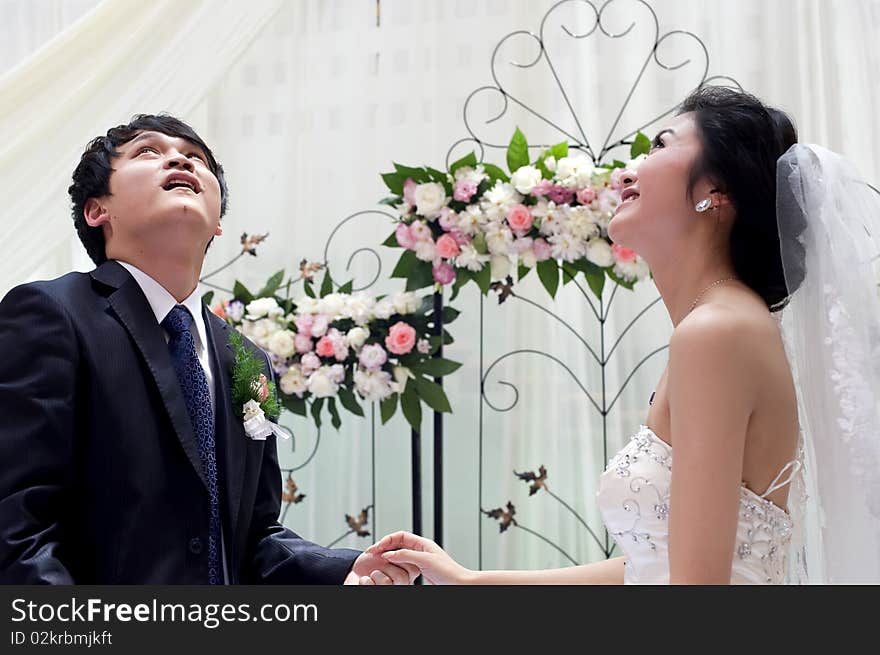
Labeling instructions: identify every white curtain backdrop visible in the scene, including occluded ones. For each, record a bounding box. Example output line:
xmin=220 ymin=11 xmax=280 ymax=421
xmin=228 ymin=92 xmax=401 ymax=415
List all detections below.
xmin=2 ymin=0 xmax=878 ymax=572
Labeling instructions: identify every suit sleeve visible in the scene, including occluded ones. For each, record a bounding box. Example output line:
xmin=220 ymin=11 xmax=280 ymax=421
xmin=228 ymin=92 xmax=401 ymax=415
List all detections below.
xmin=241 ymin=348 xmax=360 ymax=584
xmin=0 ymin=284 xmax=77 ymax=584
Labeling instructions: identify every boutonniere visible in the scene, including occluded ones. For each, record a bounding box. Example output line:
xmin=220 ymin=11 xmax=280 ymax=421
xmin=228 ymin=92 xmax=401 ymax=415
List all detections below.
xmin=229 ymin=329 xmax=290 ymax=441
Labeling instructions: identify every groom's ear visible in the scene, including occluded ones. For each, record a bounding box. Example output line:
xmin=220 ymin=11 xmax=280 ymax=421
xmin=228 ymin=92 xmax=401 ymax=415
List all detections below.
xmin=84 ymin=198 xmax=111 ymax=228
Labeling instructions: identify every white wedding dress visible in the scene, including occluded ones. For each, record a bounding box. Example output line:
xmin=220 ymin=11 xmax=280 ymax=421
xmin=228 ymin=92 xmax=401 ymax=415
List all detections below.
xmin=596 ymin=424 xmax=801 ymax=584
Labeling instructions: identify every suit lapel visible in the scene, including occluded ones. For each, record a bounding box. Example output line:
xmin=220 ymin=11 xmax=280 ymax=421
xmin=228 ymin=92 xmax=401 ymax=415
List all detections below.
xmin=92 ymin=261 xmax=208 ymax=491
xmin=203 ymin=307 xmax=248 ymax=544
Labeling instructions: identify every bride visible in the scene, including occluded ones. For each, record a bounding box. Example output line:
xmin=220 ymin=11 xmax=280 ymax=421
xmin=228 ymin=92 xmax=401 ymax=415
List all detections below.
xmin=359 ymin=86 xmax=880 ymax=584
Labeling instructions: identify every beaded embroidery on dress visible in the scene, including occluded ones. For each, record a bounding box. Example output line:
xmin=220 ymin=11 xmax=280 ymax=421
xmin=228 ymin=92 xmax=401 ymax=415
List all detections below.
xmin=596 ymin=424 xmax=801 ymax=584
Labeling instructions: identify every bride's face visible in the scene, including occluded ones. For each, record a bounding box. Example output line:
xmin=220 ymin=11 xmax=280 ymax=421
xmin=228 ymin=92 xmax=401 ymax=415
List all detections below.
xmin=607 ymin=112 xmax=713 ymax=262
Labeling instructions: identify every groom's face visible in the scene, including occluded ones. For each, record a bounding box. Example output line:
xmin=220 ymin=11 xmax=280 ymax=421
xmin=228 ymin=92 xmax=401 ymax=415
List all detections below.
xmin=93 ymin=130 xmax=223 ymax=256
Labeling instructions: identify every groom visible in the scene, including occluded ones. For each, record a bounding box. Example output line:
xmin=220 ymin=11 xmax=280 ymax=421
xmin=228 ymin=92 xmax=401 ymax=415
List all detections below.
xmin=0 ymin=114 xmax=414 ymax=585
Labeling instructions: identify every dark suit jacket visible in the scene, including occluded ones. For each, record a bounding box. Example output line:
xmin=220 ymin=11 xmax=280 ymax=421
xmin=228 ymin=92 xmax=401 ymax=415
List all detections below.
xmin=0 ymin=260 xmax=359 ymax=584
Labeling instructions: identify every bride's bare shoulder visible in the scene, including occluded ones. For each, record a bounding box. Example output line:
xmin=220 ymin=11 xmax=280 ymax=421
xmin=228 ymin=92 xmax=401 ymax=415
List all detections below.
xmin=670 ymin=299 xmax=773 ymax=362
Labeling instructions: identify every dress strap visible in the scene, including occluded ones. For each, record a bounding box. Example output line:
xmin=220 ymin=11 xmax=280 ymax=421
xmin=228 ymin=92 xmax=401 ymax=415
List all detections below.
xmin=760 ymin=460 xmax=802 ymax=498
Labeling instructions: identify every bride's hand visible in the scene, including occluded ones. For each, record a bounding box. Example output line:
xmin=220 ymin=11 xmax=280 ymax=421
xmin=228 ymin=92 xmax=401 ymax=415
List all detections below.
xmin=362 ymin=531 xmax=476 ymax=585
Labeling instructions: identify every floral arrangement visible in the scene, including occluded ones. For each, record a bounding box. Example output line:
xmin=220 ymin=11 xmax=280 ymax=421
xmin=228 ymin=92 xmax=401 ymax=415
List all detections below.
xmin=380 ymin=129 xmax=652 ymax=300
xmin=209 ymin=268 xmax=460 ymax=433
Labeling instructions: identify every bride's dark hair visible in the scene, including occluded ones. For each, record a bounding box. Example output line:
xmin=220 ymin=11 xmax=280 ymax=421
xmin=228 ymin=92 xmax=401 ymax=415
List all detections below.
xmin=678 ymin=86 xmax=799 ymax=312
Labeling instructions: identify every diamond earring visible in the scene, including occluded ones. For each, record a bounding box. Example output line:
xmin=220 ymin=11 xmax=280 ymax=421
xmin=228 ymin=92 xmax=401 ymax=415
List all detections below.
xmin=695 ymin=198 xmax=712 ymax=212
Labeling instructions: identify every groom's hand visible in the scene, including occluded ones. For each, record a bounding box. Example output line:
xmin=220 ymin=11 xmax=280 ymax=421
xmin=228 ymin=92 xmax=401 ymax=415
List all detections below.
xmin=343 ymin=548 xmax=420 ymax=585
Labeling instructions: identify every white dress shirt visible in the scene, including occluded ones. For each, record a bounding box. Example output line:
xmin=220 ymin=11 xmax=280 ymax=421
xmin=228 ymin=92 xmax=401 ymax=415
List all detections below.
xmin=115 ymin=260 xmax=229 ymax=583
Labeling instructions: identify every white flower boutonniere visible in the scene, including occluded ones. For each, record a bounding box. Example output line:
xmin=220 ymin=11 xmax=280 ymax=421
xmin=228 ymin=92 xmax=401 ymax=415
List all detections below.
xmin=229 ymin=330 xmax=290 ymax=441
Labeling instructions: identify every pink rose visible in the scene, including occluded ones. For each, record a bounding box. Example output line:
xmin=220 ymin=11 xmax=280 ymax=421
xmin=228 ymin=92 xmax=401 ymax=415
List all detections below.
xmin=612 ymin=243 xmax=638 ymax=263
xmin=316 ymin=335 xmax=336 ymax=358
xmin=438 ymin=207 xmax=458 ymax=231
xmin=300 ymin=352 xmax=320 ymax=375
xmin=533 ymin=238 xmax=552 ymax=262
xmin=385 ymin=321 xmax=417 ymax=355
xmin=311 ymin=314 xmax=329 ymax=337
xmin=294 ymin=314 xmax=314 ymax=338
xmin=436 ymin=234 xmax=461 ymax=259
xmin=548 ymin=185 xmax=574 ymax=205
xmin=451 ymin=230 xmax=471 ymax=246
xmin=410 ymin=221 xmax=432 ymax=242
xmin=576 ymin=187 xmax=597 ymax=205
xmin=453 ymin=179 xmax=477 ymax=203
xmin=396 ymin=223 xmax=416 ymax=250
xmin=507 ymin=204 xmax=534 ymax=236
xmin=531 ymin=179 xmax=554 ymax=197
xmin=432 ymin=262 xmax=457 ymax=286
xmin=294 ymin=333 xmax=313 ymax=354
xmin=417 ymin=339 xmax=431 ymax=354
xmin=403 ymin=178 xmax=417 ymax=207
xmin=359 ymin=343 xmax=388 ymax=370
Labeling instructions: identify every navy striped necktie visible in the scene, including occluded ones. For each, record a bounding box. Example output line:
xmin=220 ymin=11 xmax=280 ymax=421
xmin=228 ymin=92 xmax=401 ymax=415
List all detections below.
xmin=161 ymin=305 xmax=221 ymax=585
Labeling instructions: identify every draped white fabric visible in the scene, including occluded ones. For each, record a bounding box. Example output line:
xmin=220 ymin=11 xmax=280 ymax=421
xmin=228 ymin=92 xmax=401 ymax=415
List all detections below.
xmin=2 ymin=0 xmax=878 ymax=573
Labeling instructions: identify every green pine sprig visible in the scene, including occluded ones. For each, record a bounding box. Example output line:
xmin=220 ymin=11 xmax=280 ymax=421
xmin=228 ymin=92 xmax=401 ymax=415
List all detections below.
xmin=229 ymin=328 xmax=280 ymax=420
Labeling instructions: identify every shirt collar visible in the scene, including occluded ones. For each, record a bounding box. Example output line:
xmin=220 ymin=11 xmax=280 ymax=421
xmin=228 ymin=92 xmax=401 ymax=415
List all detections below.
xmin=115 ymin=260 xmax=208 ymax=349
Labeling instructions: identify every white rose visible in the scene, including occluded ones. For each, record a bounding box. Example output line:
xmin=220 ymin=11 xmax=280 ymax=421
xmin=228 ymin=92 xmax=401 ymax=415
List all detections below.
xmin=555 ymin=155 xmax=594 ymax=189
xmin=485 ymin=224 xmax=514 ymax=256
xmin=414 ymin=182 xmax=448 ymax=218
xmin=310 ymin=314 xmax=330 ymax=337
xmin=454 ymin=165 xmax=487 ymax=186
xmin=373 ymin=299 xmax=395 ymax=320
xmin=510 ymin=165 xmax=543 ymax=195
xmin=354 ymin=368 xmax=394 ymax=402
xmin=245 ymin=297 xmax=282 ymax=320
xmin=279 ymin=366 xmax=307 ymax=397
xmin=267 ymin=330 xmax=296 ymax=359
xmin=414 ymin=240 xmax=437 ymax=262
xmin=614 ymin=258 xmax=650 ymax=282
xmin=586 ymin=238 xmax=615 ymax=267
xmin=346 ymin=326 xmax=370 ymax=349
xmin=317 ymin=293 xmax=346 ymax=318
xmin=490 ymin=254 xmax=512 ymax=280
xmin=246 ymin=318 xmax=277 ymax=345
xmin=544 ymin=155 xmax=557 ymax=172
xmin=519 ymin=248 xmax=537 ymax=269
xmin=307 ymin=367 xmax=339 ymax=398
xmin=392 ymin=291 xmax=420 ymax=315
xmin=343 ymin=293 xmax=375 ymax=325
xmin=296 ymin=297 xmax=320 ymax=314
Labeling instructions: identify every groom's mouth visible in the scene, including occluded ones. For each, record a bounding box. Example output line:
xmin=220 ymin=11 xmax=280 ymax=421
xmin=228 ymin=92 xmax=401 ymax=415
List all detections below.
xmin=162 ymin=172 xmax=201 ymax=194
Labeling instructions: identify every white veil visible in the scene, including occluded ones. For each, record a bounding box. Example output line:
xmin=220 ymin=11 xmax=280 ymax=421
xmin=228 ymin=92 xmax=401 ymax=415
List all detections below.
xmin=776 ymin=144 xmax=880 ymax=584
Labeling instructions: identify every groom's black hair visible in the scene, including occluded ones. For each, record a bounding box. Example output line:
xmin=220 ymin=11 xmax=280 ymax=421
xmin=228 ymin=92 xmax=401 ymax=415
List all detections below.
xmin=677 ymin=86 xmax=802 ymax=312
xmin=68 ymin=114 xmax=229 ymax=265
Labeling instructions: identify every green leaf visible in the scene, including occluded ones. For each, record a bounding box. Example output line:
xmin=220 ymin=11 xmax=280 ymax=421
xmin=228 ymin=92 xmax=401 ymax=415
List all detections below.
xmin=233 ymin=281 xmax=254 ymax=304
xmin=337 ymin=387 xmax=364 ymax=417
xmin=310 ymin=397 xmax=324 ymax=429
xmin=585 ymin=264 xmax=606 ymax=300
xmin=507 ymin=127 xmax=530 ymax=173
xmin=612 ymin=159 xmax=627 ymax=169
xmin=550 ymin=141 xmax=569 ymax=160
xmin=440 ymin=306 xmax=460 ymax=324
xmin=561 ymin=262 xmax=578 ymax=286
xmin=537 ymin=259 xmax=560 ymax=298
xmin=414 ymin=357 xmax=462 ymax=377
xmin=320 ymin=270 xmax=334 ymax=297
xmin=380 ymin=394 xmax=398 ymax=425
xmin=481 ymin=163 xmax=510 ymax=183
xmin=406 ymin=260 xmax=435 ymax=292
xmin=281 ymin=394 xmax=307 ymax=417
xmin=258 ymin=269 xmax=285 ymax=298
xmin=394 ymin=163 xmax=430 ymax=182
xmin=379 ymin=196 xmax=400 ymax=207
xmin=400 ymin=387 xmax=422 ymax=432
xmin=381 ymin=171 xmax=404 ymax=195
xmin=518 ymin=263 xmax=532 ymax=282
xmin=413 ymin=376 xmax=452 ymax=413
xmin=327 ymin=398 xmax=341 ymax=430
xmin=391 ymin=250 xmax=418 ymax=279
xmin=473 ymin=264 xmax=491 ymax=295
xmin=630 ymin=132 xmax=651 ymax=158
xmin=383 ymin=231 xmax=400 ymax=248
xmin=338 ymin=279 xmax=354 ymax=295
xmin=303 ymin=278 xmax=316 ymax=299
xmin=201 ymin=291 xmax=215 ymax=307
xmin=450 ymin=151 xmax=478 ymax=174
